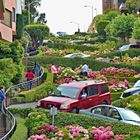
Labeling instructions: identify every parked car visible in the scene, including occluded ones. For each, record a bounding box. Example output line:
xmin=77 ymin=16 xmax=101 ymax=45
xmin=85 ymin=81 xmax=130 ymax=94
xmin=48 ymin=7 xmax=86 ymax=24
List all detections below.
xmin=42 ymin=40 xmax=54 ymax=46
xmin=37 ymin=80 xmax=111 ymax=113
xmin=64 ymin=53 xmax=90 ymax=58
xmin=79 ymin=105 xmax=140 ymax=126
xmin=120 ymin=80 xmax=140 ymax=98
xmin=119 ymin=44 xmax=140 ymax=51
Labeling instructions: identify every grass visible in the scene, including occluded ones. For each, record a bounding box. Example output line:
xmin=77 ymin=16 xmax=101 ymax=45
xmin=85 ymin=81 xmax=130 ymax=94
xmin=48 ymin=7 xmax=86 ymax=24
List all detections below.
xmin=10 ymin=116 xmax=27 ymax=140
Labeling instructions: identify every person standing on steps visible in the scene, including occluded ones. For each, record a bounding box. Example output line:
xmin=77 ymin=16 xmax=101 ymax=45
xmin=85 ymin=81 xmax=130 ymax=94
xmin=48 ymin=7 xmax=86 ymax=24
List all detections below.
xmin=33 ymin=62 xmax=41 ymax=77
xmin=25 ymin=69 xmax=35 ymax=89
xmin=0 ymin=86 xmax=5 ymax=113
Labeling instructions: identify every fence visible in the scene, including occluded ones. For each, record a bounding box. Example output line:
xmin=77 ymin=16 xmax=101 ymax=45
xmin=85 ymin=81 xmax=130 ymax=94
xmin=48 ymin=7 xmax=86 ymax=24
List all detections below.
xmin=0 ymin=68 xmax=45 ymax=140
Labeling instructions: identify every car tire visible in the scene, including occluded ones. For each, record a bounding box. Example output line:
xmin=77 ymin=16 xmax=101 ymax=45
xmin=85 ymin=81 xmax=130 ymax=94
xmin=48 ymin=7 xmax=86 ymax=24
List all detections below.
xmin=71 ymin=108 xmax=79 ymax=113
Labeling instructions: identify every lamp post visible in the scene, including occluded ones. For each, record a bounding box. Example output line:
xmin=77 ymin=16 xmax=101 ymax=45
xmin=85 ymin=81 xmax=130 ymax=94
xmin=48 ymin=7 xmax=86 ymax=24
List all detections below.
xmin=70 ymin=21 xmax=80 ymax=33
xmin=28 ymin=0 xmax=38 ymax=24
xmin=85 ymin=5 xmax=93 ymax=22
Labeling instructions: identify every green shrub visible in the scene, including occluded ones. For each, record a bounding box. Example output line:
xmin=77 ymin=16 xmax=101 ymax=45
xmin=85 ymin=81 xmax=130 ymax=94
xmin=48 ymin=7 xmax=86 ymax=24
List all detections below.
xmin=14 ymin=69 xmax=55 ymax=102
xmin=10 ymin=116 xmax=27 ymax=140
xmin=12 ymin=97 xmax=25 ymax=103
xmin=111 ymin=91 xmax=122 ymax=102
xmin=112 ymin=95 xmax=140 ymax=114
xmin=9 ymin=108 xmax=140 ymax=135
xmin=48 ymin=42 xmax=97 ymax=52
xmin=25 ymin=56 xmax=140 ymax=72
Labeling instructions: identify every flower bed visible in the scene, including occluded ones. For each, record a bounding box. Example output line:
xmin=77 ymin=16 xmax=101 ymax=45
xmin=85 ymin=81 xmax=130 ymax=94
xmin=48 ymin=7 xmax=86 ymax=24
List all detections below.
xmin=28 ymin=125 xmax=124 ymax=140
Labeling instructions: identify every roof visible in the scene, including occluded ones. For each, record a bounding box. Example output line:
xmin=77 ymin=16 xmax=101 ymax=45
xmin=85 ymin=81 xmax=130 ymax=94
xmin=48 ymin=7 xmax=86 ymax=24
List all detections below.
xmin=60 ymin=80 xmax=106 ymax=88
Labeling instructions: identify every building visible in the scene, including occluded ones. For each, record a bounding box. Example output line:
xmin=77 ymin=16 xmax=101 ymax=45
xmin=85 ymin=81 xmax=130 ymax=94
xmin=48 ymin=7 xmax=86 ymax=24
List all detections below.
xmin=93 ymin=0 xmax=126 ymax=17
xmin=0 ymin=0 xmax=24 ymax=42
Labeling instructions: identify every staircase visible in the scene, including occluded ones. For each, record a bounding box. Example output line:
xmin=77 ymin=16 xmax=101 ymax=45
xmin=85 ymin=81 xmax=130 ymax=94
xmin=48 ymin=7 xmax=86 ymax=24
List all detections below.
xmin=0 ymin=68 xmax=45 ymax=140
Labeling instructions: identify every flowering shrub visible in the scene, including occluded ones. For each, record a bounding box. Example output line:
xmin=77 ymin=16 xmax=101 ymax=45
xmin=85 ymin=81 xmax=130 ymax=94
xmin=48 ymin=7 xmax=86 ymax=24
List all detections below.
xmin=28 ymin=125 xmax=124 ymax=140
xmin=100 ymin=67 xmax=137 ymax=77
xmin=109 ymin=79 xmax=129 ymax=91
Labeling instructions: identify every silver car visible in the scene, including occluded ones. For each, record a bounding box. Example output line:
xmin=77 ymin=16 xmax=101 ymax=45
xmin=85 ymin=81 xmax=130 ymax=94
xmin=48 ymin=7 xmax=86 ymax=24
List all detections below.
xmin=79 ymin=105 xmax=140 ymax=126
xmin=120 ymin=80 xmax=140 ymax=98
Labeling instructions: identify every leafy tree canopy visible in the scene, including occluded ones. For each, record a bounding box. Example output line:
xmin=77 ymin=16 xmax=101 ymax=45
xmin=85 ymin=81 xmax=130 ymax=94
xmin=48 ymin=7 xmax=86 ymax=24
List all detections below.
xmin=105 ymin=14 xmax=136 ymax=41
xmin=24 ymin=24 xmax=50 ymax=48
xmin=132 ymin=18 xmax=140 ymax=40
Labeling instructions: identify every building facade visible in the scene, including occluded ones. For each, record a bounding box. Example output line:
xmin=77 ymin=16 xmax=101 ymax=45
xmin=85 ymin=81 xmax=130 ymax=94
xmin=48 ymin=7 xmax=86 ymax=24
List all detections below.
xmin=93 ymin=0 xmax=126 ymax=17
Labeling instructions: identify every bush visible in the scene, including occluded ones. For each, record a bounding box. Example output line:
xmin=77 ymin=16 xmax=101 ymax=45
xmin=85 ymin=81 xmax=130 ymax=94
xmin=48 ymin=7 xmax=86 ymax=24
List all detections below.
xmin=14 ymin=69 xmax=55 ymax=103
xmin=25 ymin=56 xmax=140 ymax=72
xmin=9 ymin=108 xmax=140 ymax=135
xmin=48 ymin=42 xmax=97 ymax=52
xmin=112 ymin=95 xmax=140 ymax=114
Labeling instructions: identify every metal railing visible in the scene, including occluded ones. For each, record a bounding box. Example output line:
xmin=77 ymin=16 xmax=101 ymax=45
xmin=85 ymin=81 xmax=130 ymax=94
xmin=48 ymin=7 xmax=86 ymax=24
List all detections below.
xmin=0 ymin=68 xmax=45 ymax=140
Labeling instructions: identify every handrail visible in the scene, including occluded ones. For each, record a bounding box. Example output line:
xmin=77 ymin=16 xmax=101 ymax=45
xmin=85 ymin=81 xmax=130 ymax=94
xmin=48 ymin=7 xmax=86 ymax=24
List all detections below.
xmin=0 ymin=68 xmax=45 ymax=140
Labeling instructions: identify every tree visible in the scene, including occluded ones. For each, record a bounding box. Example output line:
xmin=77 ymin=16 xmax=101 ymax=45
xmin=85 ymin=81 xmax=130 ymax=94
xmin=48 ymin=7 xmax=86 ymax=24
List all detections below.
xmin=132 ymin=18 xmax=140 ymax=40
xmin=126 ymin=0 xmax=140 ymax=13
xmin=105 ymin=14 xmax=136 ymax=41
xmin=24 ymin=0 xmax=41 ymax=24
xmin=0 ymin=58 xmax=16 ymax=87
xmin=95 ymin=10 xmax=120 ymax=36
xmin=37 ymin=13 xmax=47 ymax=24
xmin=95 ymin=20 xmax=110 ymax=38
xmin=24 ymin=24 xmax=50 ymax=49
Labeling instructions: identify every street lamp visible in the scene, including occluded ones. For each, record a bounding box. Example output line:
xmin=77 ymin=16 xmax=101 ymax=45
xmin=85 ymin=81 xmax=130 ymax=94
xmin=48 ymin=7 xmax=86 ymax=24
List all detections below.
xmin=70 ymin=21 xmax=80 ymax=33
xmin=85 ymin=5 xmax=93 ymax=22
xmin=28 ymin=0 xmax=39 ymax=24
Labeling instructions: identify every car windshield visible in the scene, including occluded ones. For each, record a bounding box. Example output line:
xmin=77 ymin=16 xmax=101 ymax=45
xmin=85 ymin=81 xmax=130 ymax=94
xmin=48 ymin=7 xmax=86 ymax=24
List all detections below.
xmin=120 ymin=109 xmax=140 ymax=122
xmin=51 ymin=86 xmax=80 ymax=99
xmin=134 ymin=80 xmax=140 ymax=87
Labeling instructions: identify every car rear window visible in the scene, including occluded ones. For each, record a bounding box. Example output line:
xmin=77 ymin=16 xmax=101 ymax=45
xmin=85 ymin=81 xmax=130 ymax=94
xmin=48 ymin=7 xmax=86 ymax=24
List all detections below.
xmin=101 ymin=84 xmax=109 ymax=94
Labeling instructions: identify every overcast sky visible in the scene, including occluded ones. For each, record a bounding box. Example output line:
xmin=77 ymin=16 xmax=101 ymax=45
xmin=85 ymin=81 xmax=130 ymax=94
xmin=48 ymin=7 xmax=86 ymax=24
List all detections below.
xmin=38 ymin=0 xmax=96 ymax=34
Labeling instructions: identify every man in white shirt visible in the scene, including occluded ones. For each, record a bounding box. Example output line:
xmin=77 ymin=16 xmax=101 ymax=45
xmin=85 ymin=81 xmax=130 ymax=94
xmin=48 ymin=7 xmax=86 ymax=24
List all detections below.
xmin=81 ymin=63 xmax=89 ymax=76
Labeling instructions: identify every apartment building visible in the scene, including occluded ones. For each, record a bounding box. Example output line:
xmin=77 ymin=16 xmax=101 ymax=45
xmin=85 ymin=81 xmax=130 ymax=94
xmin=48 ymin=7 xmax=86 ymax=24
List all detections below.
xmin=0 ymin=0 xmax=24 ymax=42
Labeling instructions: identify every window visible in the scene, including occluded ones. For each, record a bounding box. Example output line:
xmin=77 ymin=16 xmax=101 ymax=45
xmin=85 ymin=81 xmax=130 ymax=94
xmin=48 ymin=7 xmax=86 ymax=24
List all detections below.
xmin=2 ymin=9 xmax=12 ymax=27
xmin=101 ymin=84 xmax=109 ymax=94
xmin=88 ymin=85 xmax=98 ymax=96
xmin=12 ymin=8 xmax=16 ymax=22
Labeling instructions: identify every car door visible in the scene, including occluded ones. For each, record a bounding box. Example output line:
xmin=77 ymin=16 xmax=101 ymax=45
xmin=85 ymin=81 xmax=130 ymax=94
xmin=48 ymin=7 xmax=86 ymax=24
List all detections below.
xmin=91 ymin=106 xmax=110 ymax=120
xmin=87 ymin=85 xmax=99 ymax=107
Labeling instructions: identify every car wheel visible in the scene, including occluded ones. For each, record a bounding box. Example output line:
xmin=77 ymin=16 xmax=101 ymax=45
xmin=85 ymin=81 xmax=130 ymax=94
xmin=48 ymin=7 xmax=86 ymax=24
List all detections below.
xmin=71 ymin=108 xmax=79 ymax=113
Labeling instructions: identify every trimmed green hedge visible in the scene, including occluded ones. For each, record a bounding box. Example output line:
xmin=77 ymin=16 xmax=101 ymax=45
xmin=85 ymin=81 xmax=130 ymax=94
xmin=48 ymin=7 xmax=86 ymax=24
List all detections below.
xmin=25 ymin=56 xmax=140 ymax=72
xmin=98 ymin=49 xmax=140 ymax=58
xmin=9 ymin=108 xmax=140 ymax=135
xmin=13 ymin=69 xmax=55 ymax=103
xmin=112 ymin=95 xmax=140 ymax=114
xmin=48 ymin=42 xmax=97 ymax=52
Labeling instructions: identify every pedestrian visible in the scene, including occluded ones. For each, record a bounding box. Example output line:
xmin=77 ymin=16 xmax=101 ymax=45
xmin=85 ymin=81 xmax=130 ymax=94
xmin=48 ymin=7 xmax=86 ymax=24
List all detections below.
xmin=25 ymin=69 xmax=35 ymax=89
xmin=51 ymin=64 xmax=60 ymax=82
xmin=80 ymin=63 xmax=89 ymax=76
xmin=0 ymin=86 xmax=5 ymax=112
xmin=33 ymin=62 xmax=41 ymax=77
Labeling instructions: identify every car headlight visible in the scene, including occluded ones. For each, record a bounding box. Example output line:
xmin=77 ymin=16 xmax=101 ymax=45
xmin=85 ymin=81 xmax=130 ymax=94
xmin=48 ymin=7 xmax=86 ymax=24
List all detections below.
xmin=37 ymin=101 xmax=41 ymax=106
xmin=60 ymin=103 xmax=70 ymax=109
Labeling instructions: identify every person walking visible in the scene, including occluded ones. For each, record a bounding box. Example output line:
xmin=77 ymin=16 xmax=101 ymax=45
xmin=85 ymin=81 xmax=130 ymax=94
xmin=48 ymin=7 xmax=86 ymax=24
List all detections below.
xmin=0 ymin=86 xmax=5 ymax=113
xmin=25 ymin=70 xmax=35 ymax=89
xmin=33 ymin=62 xmax=41 ymax=77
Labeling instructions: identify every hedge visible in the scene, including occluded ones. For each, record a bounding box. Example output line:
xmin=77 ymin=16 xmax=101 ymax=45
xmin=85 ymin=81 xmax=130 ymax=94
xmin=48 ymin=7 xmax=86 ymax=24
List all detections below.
xmin=48 ymin=42 xmax=97 ymax=52
xmin=13 ymin=69 xmax=55 ymax=103
xmin=98 ymin=49 xmax=140 ymax=58
xmin=112 ymin=95 xmax=140 ymax=114
xmin=9 ymin=108 xmax=140 ymax=135
xmin=24 ymin=56 xmax=140 ymax=72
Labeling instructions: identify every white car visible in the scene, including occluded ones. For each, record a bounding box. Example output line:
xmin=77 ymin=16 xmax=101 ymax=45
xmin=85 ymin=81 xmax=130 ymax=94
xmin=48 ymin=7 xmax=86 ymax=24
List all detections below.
xmin=64 ymin=53 xmax=90 ymax=58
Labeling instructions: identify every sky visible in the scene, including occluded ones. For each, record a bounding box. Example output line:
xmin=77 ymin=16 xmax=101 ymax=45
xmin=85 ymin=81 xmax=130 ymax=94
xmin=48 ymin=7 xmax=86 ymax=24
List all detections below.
xmin=37 ymin=0 xmax=96 ymax=34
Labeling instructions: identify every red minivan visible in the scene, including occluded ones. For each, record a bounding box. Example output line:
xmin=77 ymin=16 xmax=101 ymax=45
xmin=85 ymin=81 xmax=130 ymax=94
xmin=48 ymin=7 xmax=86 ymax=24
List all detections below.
xmin=37 ymin=80 xmax=111 ymax=113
